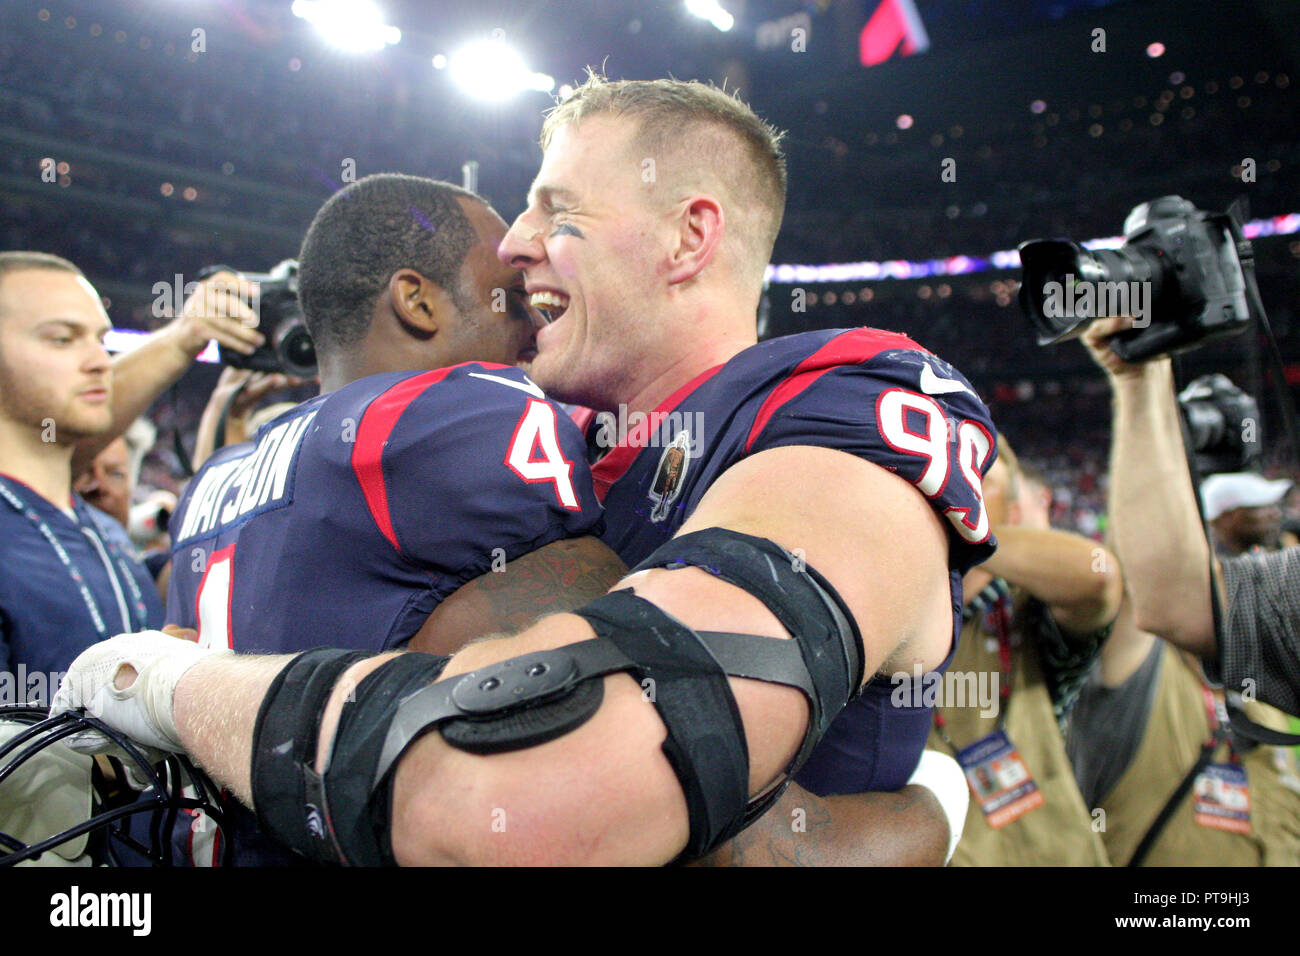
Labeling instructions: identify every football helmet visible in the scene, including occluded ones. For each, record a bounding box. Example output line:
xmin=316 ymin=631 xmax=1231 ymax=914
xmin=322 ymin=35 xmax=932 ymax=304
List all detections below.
xmin=0 ymin=704 xmax=230 ymax=866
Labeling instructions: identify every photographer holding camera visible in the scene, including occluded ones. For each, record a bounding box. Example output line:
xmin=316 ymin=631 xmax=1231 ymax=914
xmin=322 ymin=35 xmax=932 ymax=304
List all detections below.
xmin=1019 ymin=195 xmax=1300 ymax=719
xmin=1083 ymin=313 xmax=1300 ymax=718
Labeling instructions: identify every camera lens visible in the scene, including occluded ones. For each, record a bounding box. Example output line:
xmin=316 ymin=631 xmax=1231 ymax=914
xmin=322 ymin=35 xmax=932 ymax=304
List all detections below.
xmin=275 ymin=321 xmax=317 ymax=379
xmin=1020 ymin=239 xmax=1168 ymax=345
xmin=1081 ymin=246 xmax=1161 ymax=290
xmin=1018 ymin=240 xmax=1087 ymax=340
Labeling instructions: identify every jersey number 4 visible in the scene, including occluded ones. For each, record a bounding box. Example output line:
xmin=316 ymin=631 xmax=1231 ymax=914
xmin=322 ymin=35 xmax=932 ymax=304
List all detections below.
xmin=193 ymin=544 xmax=236 ymax=650
xmin=877 ymin=388 xmax=993 ymax=544
xmin=504 ymin=399 xmax=581 ymax=511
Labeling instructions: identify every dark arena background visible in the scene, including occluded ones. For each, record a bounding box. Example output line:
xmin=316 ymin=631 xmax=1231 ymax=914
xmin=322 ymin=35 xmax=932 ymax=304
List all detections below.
xmin=4 ymin=0 xmax=1298 ymax=535
xmin=2 ymin=0 xmax=1299 ymax=904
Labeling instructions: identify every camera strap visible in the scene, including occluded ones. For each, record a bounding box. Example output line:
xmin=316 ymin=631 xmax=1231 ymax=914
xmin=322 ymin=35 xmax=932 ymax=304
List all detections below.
xmin=1226 ymin=702 xmax=1300 ymax=746
xmin=1127 ymin=740 xmax=1216 ymax=867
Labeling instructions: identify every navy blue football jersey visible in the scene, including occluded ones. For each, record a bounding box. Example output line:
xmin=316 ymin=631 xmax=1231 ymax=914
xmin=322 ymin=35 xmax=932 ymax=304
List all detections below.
xmin=165 ymin=362 xmax=603 ymax=866
xmin=0 ymin=480 xmax=163 ymax=687
xmin=167 ymin=363 xmax=603 ymax=654
xmin=572 ymin=327 xmax=998 ymax=795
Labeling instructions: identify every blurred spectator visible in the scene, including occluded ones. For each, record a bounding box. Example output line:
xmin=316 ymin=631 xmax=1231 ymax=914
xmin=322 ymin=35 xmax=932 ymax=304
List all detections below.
xmin=1086 ymin=313 xmax=1300 ymax=719
xmin=73 ymin=435 xmax=132 ymax=529
xmin=73 ymin=418 xmax=176 ymax=598
xmin=0 ymin=252 xmax=164 ymax=689
xmin=0 ymin=249 xmax=273 ymax=684
xmin=1069 ymin=588 xmax=1300 ymax=865
xmin=927 ymin=436 xmax=1123 ymax=864
xmin=1200 ymin=472 xmax=1295 ymax=556
xmin=191 ymin=367 xmax=305 ymax=471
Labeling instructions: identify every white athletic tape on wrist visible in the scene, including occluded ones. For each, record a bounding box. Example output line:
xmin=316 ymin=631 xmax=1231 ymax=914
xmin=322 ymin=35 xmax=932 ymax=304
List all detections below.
xmin=907 ymin=749 xmax=970 ymax=864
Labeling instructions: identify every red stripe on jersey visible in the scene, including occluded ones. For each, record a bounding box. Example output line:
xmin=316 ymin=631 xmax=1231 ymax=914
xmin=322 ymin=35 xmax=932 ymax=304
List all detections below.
xmin=351 ymin=365 xmax=471 ymax=552
xmin=744 ymin=327 xmax=930 ymax=454
xmin=185 ymin=809 xmax=222 ymax=867
xmin=589 ymin=364 xmax=725 ymax=502
xmin=193 ymin=543 xmax=236 ymax=650
xmin=568 ymin=405 xmax=597 ymax=434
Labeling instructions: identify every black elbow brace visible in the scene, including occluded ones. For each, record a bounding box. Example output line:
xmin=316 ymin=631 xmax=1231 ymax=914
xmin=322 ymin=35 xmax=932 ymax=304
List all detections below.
xmin=251 ymin=648 xmax=451 ymax=866
xmin=251 ymin=528 xmax=864 ymax=864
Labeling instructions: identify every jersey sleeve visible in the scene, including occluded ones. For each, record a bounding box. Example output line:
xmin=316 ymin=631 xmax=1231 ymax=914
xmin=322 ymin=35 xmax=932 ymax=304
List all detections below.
xmin=351 ymin=364 xmax=604 ymax=585
xmin=743 ymin=329 xmax=998 ymax=572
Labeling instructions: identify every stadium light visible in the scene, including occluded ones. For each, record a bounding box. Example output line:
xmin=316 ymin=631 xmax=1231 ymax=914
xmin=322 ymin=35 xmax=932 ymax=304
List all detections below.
xmin=291 ymin=0 xmax=401 ymax=53
xmin=447 ymin=37 xmax=554 ymax=101
xmin=685 ymin=0 xmax=734 ymax=32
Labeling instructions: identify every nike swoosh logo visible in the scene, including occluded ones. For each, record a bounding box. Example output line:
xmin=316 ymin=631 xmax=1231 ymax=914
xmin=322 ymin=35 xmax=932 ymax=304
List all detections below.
xmin=468 ymin=372 xmax=546 ymax=399
xmin=919 ymin=363 xmax=974 ymax=396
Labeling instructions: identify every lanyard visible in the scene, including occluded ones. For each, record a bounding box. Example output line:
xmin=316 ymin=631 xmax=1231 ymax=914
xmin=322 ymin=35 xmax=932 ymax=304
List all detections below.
xmin=989 ymin=597 xmax=1015 ymax=729
xmin=73 ymin=494 xmax=150 ymax=630
xmin=1197 ymin=681 xmax=1238 ymax=762
xmin=0 ymin=476 xmax=148 ymax=639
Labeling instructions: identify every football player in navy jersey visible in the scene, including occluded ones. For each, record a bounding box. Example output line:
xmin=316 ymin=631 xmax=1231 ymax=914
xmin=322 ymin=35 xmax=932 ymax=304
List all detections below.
xmin=57 ymin=81 xmax=990 ymax=865
xmin=157 ymin=174 xmax=630 ymax=864
xmin=497 ymin=78 xmax=994 ymax=862
xmin=166 ymin=174 xmax=622 ymax=660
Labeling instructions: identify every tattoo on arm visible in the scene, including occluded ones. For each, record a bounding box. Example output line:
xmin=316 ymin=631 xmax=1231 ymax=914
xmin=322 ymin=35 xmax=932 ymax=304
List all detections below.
xmin=408 ymin=536 xmax=626 ymax=654
xmin=692 ymin=783 xmax=947 ymax=867
xmin=473 ymin=536 xmax=625 ymax=630
xmin=693 ymin=786 xmax=835 ymax=867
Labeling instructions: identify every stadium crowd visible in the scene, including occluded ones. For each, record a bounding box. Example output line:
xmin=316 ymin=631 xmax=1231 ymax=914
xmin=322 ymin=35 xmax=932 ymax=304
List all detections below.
xmin=2 ymin=0 xmax=1299 ymax=872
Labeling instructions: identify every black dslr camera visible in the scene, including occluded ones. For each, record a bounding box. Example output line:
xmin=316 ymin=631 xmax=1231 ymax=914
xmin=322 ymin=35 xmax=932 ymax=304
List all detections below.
xmin=1178 ymin=373 xmax=1262 ymax=475
xmin=1018 ymin=196 xmax=1255 ymax=361
xmin=202 ymin=260 xmax=317 ymax=379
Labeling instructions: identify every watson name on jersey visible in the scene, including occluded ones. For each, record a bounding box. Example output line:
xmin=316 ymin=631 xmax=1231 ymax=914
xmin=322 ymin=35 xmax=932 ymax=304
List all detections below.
xmin=167 ymin=362 xmax=603 ymax=655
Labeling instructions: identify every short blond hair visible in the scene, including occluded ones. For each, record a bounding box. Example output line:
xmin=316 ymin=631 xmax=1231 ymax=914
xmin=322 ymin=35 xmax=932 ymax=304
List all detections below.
xmin=541 ymin=74 xmax=787 ymax=279
xmin=0 ymin=251 xmax=84 ymax=314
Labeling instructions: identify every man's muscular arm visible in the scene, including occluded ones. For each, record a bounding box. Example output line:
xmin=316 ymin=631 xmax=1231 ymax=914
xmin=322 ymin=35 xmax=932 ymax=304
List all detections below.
xmin=981 ymin=526 xmax=1123 ymax=635
xmin=407 ymin=536 xmax=628 ymax=656
xmin=411 ymin=534 xmax=954 ymax=867
xmin=384 ymin=445 xmax=953 ymax=865
xmin=173 ymin=537 xmax=626 ymax=801
xmin=168 ymin=444 xmax=953 ymax=863
xmin=693 ymin=782 xmax=948 ymax=867
xmin=1083 ymin=315 xmax=1217 ymax=654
